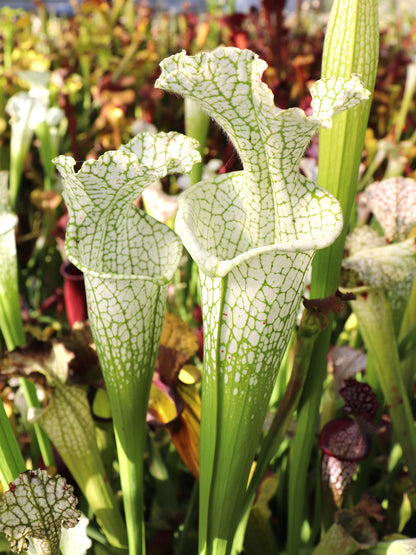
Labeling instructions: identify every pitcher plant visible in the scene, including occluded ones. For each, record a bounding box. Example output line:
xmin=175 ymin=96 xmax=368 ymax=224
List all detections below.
xmin=53 ymin=131 xmax=201 ymax=554
xmin=156 ymin=46 xmax=370 ymax=554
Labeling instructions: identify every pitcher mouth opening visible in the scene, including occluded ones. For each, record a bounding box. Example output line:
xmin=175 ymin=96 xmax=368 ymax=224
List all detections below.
xmin=65 ymin=251 xmax=178 ymax=286
xmin=60 ymin=260 xmax=84 ymax=282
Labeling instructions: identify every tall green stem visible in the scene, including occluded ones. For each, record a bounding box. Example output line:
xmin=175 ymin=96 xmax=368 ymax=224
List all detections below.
xmin=287 ymin=1 xmax=379 ymax=551
xmin=0 ymin=172 xmax=25 ymax=351
xmin=38 ymin=378 xmax=128 ymax=550
xmin=185 ymin=97 xmax=210 ymax=186
xmin=351 ymin=288 xmax=416 ymax=487
xmin=0 ymin=400 xmax=26 ymax=489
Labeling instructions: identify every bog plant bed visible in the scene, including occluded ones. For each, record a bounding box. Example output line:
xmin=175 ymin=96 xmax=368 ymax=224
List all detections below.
xmin=1 ymin=0 xmax=416 ymax=554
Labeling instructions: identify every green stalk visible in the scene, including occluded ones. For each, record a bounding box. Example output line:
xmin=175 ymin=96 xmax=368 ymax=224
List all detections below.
xmin=287 ymin=324 xmax=331 ymax=554
xmin=19 ymin=378 xmax=55 ymax=469
xmin=0 ymin=174 xmax=50 ymax=489
xmin=173 ymin=480 xmax=198 ymax=555
xmin=184 ymin=97 xmax=210 ymax=187
xmin=399 ymin=274 xmax=416 ymax=394
xmin=35 ymin=121 xmax=57 ymax=192
xmin=92 ymin=388 xmax=116 ymax=482
xmin=1 ymin=9 xmax=14 ymax=70
xmin=6 ymin=71 xmax=52 ymax=211
xmin=182 ymin=97 xmax=210 ymax=314
xmin=350 ymin=288 xmax=416 ymax=487
xmin=38 ymin=379 xmax=128 ymax=550
xmin=7 ymin=99 xmax=36 ymax=212
xmin=0 ymin=399 xmax=26 ymax=489
xmin=0 ymin=172 xmax=25 ymax=350
xmin=394 ymin=58 xmax=416 ymax=143
xmin=287 ymin=1 xmax=379 ymax=552
xmin=313 ymin=0 xmax=379 ymax=292
xmin=1 ymin=8 xmax=17 ymax=70
xmin=250 ymin=307 xmax=328 ymax=492
xmin=88 ymin=282 xmax=162 ymax=555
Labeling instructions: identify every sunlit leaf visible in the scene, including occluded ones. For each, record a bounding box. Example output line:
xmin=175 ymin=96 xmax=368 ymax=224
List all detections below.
xmin=159 ymin=312 xmax=199 ymax=357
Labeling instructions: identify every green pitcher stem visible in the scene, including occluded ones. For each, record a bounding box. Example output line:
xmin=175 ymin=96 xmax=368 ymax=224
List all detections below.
xmin=98 ymin=315 xmax=160 ymax=554
xmin=399 ymin=273 xmax=416 ymax=394
xmin=19 ymin=378 xmax=55 ymax=469
xmin=185 ymin=97 xmax=210 ymax=186
xmin=0 ymin=170 xmax=27 ymax=485
xmin=0 ymin=172 xmax=25 ymax=351
xmin=35 ymin=121 xmax=56 ymax=192
xmin=289 ymin=0 xmax=379 ymax=551
xmin=350 ymin=288 xmax=416 ymax=488
xmin=83 ymin=269 xmax=169 ymax=555
xmin=38 ymin=379 xmax=128 ymax=550
xmin=0 ymin=399 xmax=26 ymax=489
xmin=198 ymin=251 xmax=319 ymax=555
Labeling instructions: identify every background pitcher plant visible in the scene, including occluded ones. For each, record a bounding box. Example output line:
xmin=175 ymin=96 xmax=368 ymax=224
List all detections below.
xmin=156 ymin=47 xmax=370 ymax=554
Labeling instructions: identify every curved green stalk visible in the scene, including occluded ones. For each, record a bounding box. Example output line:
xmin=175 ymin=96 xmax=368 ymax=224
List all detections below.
xmin=182 ymin=97 xmax=211 ymax=315
xmin=394 ymin=58 xmax=416 ymax=143
xmin=340 ymin=223 xmax=416 ymax=487
xmin=185 ymin=97 xmax=210 ymax=186
xmin=0 ymin=171 xmax=26 ymax=488
xmin=0 ymin=400 xmax=26 ymax=490
xmin=54 ymin=132 xmax=200 ymax=555
xmin=400 ymin=274 xmax=416 ymax=393
xmin=19 ymin=378 xmax=55 ymax=469
xmin=288 ymin=1 xmax=379 ymax=552
xmin=350 ymin=288 xmax=416 ymax=487
xmin=156 ymin=47 xmax=369 ymax=555
xmin=35 ymin=110 xmax=64 ymax=192
xmin=0 ymin=172 xmax=25 ymax=350
xmin=0 ymin=172 xmax=55 ymax=480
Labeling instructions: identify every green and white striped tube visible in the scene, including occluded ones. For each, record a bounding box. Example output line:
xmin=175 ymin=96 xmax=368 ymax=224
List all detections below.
xmin=54 ymin=132 xmax=200 ymax=555
xmin=156 ymin=47 xmax=370 ymax=554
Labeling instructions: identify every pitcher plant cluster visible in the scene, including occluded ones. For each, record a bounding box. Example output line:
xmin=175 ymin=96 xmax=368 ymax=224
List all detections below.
xmin=2 ymin=0 xmax=416 ymax=553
